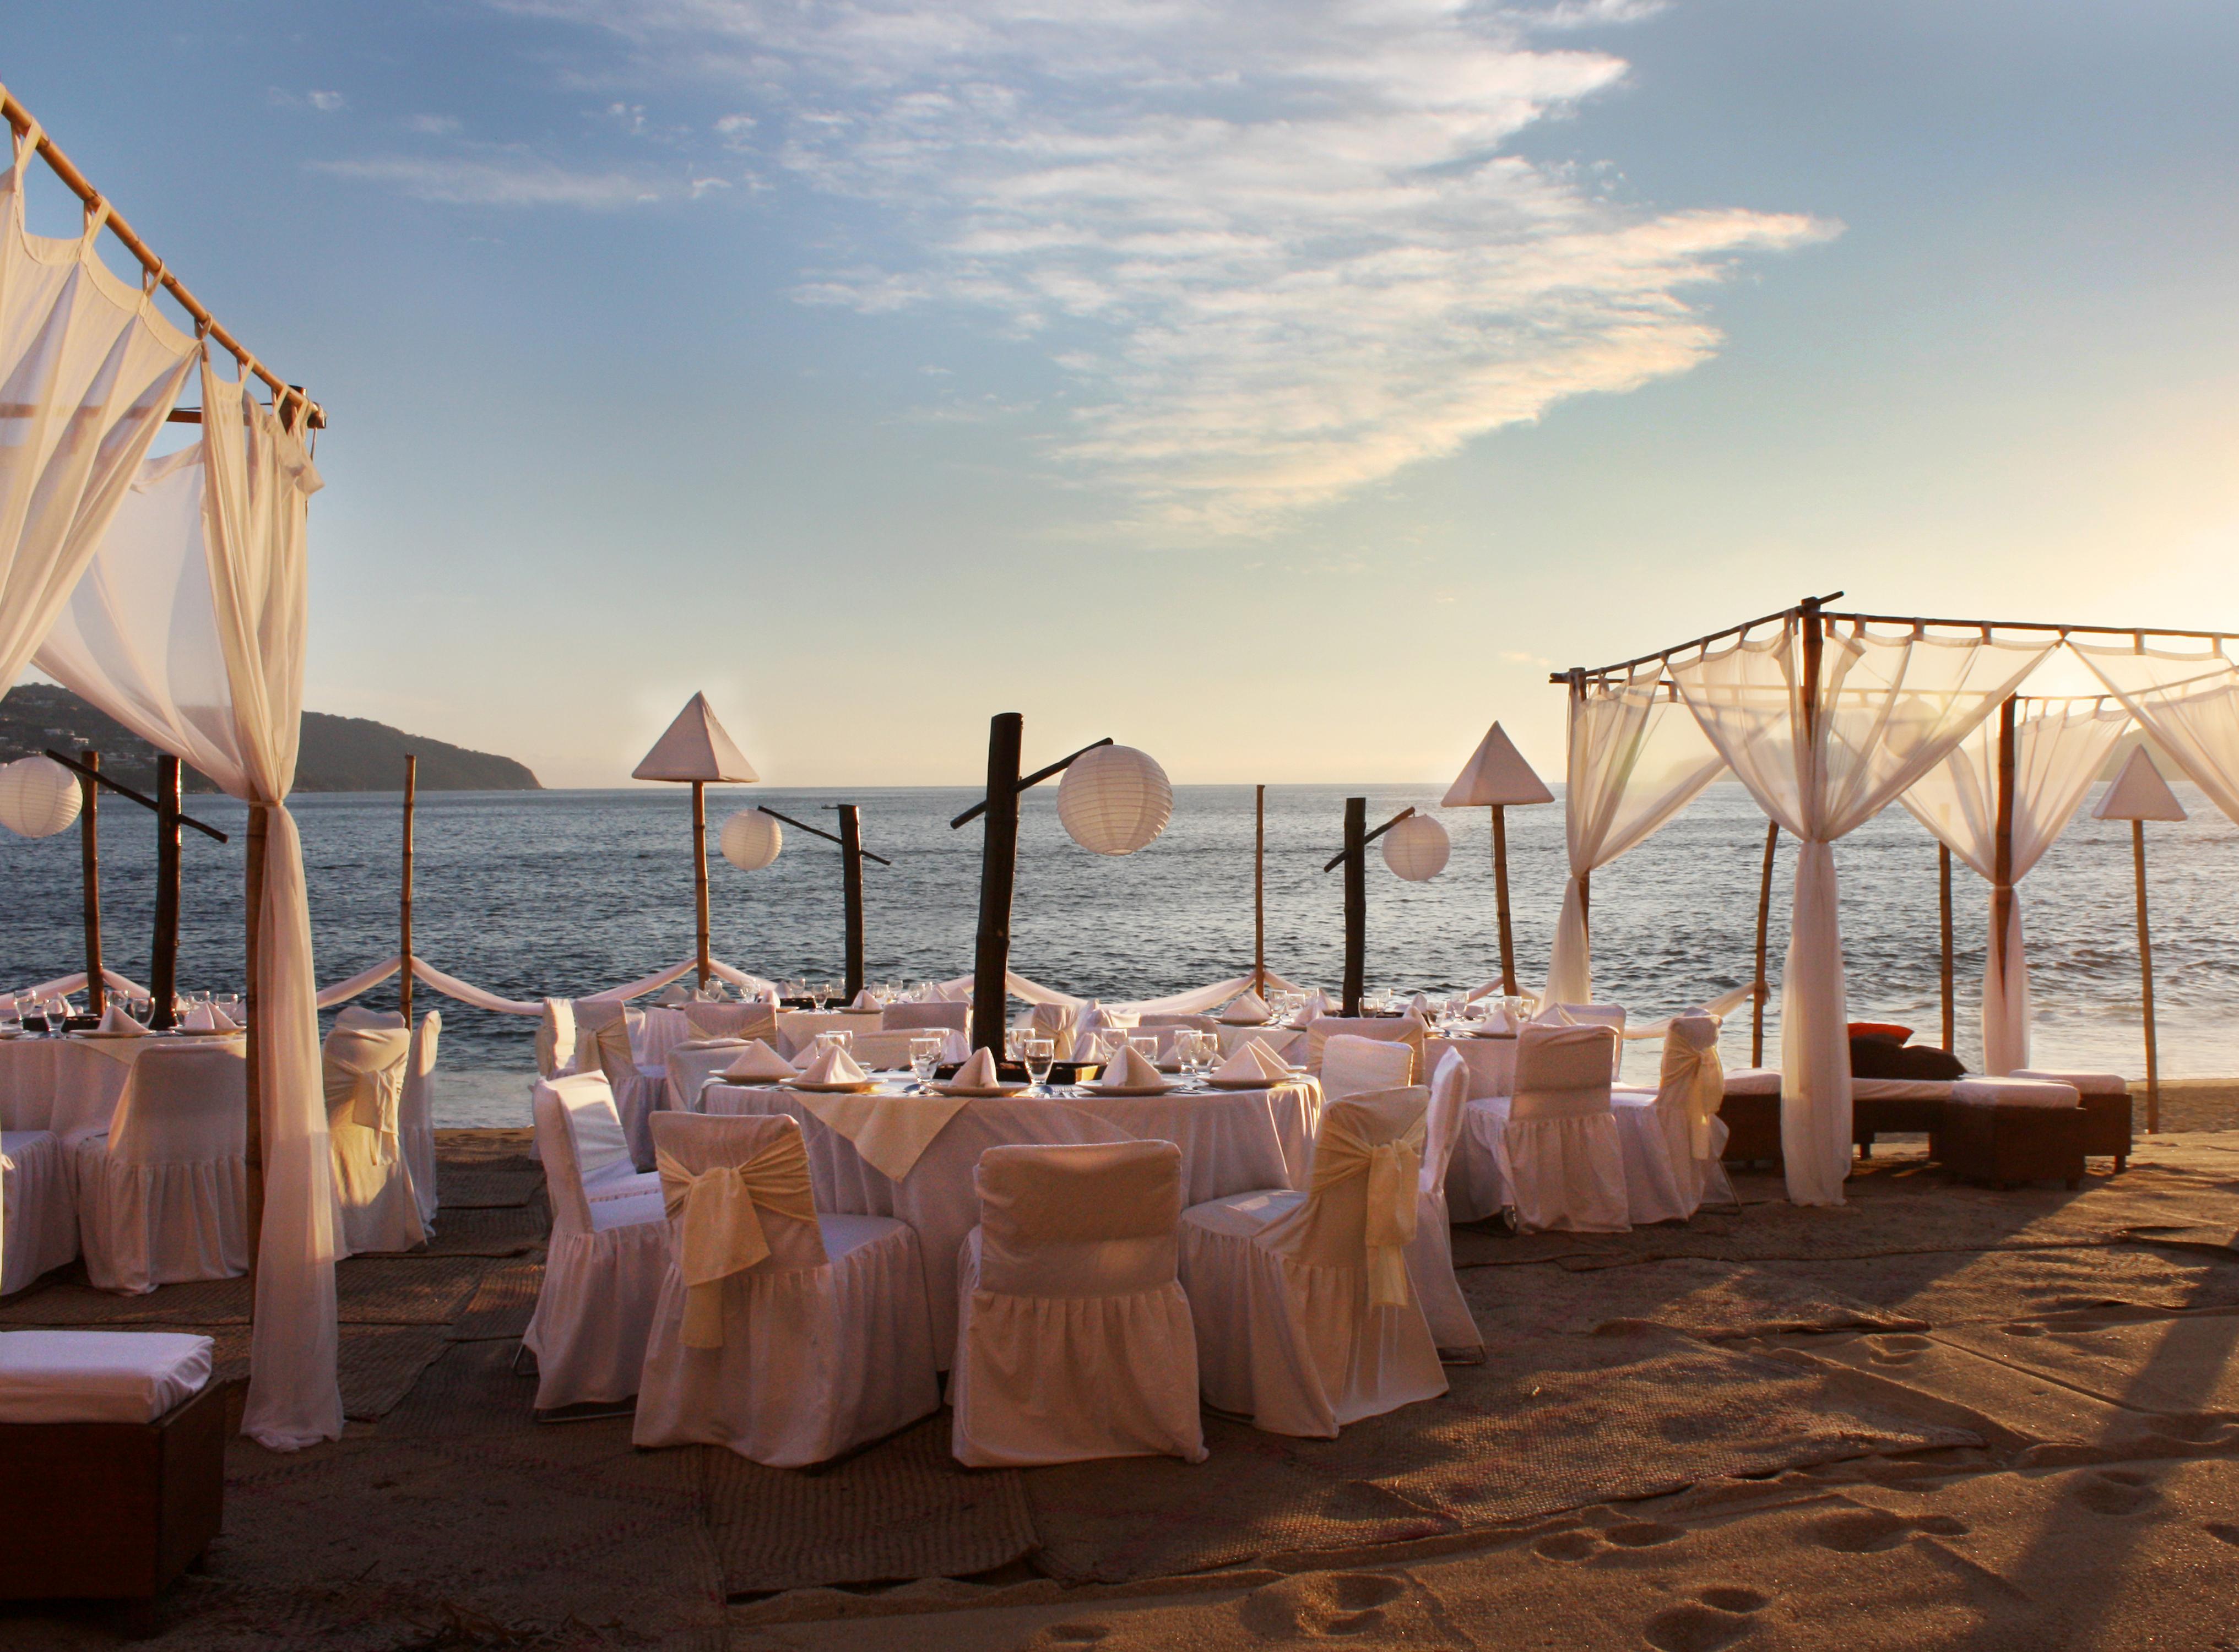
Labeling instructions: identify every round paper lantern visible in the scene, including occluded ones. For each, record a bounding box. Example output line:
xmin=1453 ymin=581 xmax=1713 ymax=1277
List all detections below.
xmin=1381 ymin=813 xmax=1450 ymax=882
xmin=719 ymin=808 xmax=783 ymax=871
xmin=0 ymin=756 xmax=82 ymax=839
xmin=1057 ymin=744 xmax=1172 ymax=857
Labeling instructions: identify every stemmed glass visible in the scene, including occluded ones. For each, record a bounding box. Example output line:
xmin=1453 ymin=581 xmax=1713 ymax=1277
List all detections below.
xmin=1023 ymin=1037 xmax=1056 ymax=1096
xmin=909 ymin=1035 xmax=944 ymax=1093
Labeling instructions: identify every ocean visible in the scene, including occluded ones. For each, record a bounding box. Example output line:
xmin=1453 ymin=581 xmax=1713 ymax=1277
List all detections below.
xmin=3 ymin=782 xmax=2232 ymax=1124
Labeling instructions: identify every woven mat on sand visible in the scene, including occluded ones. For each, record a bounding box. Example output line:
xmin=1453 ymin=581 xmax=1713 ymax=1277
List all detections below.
xmin=1024 ymin=1327 xmax=1976 ymax=1583
xmin=0 ymin=1254 xmax=487 ymax=1327
xmin=448 ymin=1258 xmax=544 ymax=1342
xmin=436 ymin=1166 xmax=544 ymax=1209
xmin=701 ymin=1414 xmax=1036 ymax=1593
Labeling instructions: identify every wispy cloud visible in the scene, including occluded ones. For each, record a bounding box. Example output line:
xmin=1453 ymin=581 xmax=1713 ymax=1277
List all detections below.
xmin=271 ymin=88 xmax=348 ymax=112
xmin=489 ymin=0 xmax=1834 ymax=532
xmin=312 ymin=149 xmax=663 ymax=208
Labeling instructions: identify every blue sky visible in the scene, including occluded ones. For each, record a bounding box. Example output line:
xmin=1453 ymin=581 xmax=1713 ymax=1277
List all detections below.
xmin=8 ymin=1 xmax=2236 ymax=786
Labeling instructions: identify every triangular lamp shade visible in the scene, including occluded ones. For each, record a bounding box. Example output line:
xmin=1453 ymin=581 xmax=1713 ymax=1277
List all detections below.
xmin=2094 ymin=745 xmax=2185 ymax=822
xmin=632 ymin=693 xmax=760 ymax=783
xmin=1441 ymin=722 xmax=1553 ymax=809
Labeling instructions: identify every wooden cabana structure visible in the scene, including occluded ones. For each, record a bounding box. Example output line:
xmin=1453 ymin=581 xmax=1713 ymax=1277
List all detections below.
xmin=1553 ymin=594 xmax=2239 ymax=1204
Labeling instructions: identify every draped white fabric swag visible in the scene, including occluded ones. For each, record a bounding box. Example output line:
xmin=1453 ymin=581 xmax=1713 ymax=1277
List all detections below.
xmin=1899 ymin=698 xmax=2132 ymax=1073
xmin=35 ymin=359 xmax=337 ymax=1448
xmin=2075 ymin=644 xmax=2239 ymax=822
xmin=1670 ymin=621 xmax=2048 ymax=1204
xmin=1544 ymin=667 xmax=1726 ymax=1007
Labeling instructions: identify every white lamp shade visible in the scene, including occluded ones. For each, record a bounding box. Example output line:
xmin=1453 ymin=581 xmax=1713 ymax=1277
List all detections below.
xmin=0 ymin=756 xmax=83 ymax=839
xmin=1057 ymin=745 xmax=1172 ymax=857
xmin=719 ymin=808 xmax=783 ymax=871
xmin=1381 ymin=813 xmax=1450 ymax=881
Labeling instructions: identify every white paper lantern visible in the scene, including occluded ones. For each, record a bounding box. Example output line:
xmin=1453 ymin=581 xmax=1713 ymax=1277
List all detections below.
xmin=0 ymin=756 xmax=83 ymax=839
xmin=1381 ymin=813 xmax=1450 ymax=882
xmin=719 ymin=808 xmax=783 ymax=871
xmin=1057 ymin=744 xmax=1172 ymax=857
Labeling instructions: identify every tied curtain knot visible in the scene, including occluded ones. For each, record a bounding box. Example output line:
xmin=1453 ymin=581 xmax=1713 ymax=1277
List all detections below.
xmin=657 ymin=1138 xmax=818 ymax=1349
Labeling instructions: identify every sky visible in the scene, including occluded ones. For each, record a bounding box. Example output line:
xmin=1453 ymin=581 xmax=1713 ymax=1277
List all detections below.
xmin=7 ymin=1 xmax=2238 ymax=788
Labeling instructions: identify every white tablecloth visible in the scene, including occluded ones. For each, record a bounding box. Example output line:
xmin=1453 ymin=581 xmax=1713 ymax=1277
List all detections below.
xmin=0 ymin=1036 xmax=186 ymax=1141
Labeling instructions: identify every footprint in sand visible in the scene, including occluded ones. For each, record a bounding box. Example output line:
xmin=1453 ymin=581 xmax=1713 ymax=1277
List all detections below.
xmin=1604 ymin=1521 xmax=1687 ymax=1548
xmin=1034 ymin=1626 xmax=1113 ymax=1645
xmin=2203 ymin=1522 xmax=2239 ymax=1547
xmin=1642 ymin=1587 xmax=1770 ymax=1652
xmin=1533 ymin=1531 xmax=1604 ymax=1563
xmin=1867 ymin=1334 xmax=1934 ymax=1366
xmin=1806 ymin=1508 xmax=1971 ymax=1553
xmin=2072 ymin=1470 xmax=2159 ymax=1517
xmin=1237 ymin=1571 xmax=1409 ymax=1638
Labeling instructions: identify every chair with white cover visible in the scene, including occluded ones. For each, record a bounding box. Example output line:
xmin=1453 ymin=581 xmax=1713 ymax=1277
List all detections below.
xmin=1321 ymin=1034 xmax=1416 ymax=1104
xmin=682 ymin=1001 xmax=773 ymax=1044
xmin=3 ymin=1129 xmax=78 ymax=1294
xmin=1544 ymin=1002 xmax=1627 ymax=1080
xmin=536 ymin=997 xmax=577 ymax=1079
xmin=1503 ymin=1025 xmax=1629 ymax=1233
xmin=883 ymin=1002 xmax=968 ymax=1034
xmin=1406 ymin=1052 xmax=1483 ymax=1363
xmin=951 ymin=1140 xmax=1205 ymax=1468
xmin=535 ymin=1074 xmax=660 ymax=1204
xmin=633 ymin=1112 xmax=939 ymax=1466
xmin=75 ymin=1044 xmax=249 ymax=1295
xmin=325 ymin=1021 xmax=421 ymax=1256
xmin=575 ymin=1001 xmax=662 ymax=1170
xmin=523 ymin=1078 xmax=669 ymax=1412
xmin=1611 ymin=1013 xmax=1732 ymax=1225
xmin=334 ymin=1005 xmax=405 ymax=1031
xmin=1024 ymin=1001 xmax=1075 ymax=1061
xmin=1178 ymin=1088 xmax=1448 ymax=1437
xmin=1305 ymin=1015 xmax=1427 ymax=1082
xmin=842 ymin=1029 xmax=951 ymax=1072
xmin=399 ymin=1013 xmax=442 ymax=1229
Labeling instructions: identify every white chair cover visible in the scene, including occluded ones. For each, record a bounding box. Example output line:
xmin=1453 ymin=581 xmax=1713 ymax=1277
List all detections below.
xmin=334 ymin=1005 xmax=405 ymax=1030
xmin=1304 ymin=1015 xmax=1426 ymax=1079
xmin=632 ymin=1112 xmax=939 ymax=1466
xmin=839 ymin=1029 xmax=951 ymax=1072
xmin=1503 ymin=1025 xmax=1628 ymax=1233
xmin=536 ymin=997 xmax=577 ymax=1079
xmin=523 ymin=1079 xmax=668 ymax=1411
xmin=681 ymin=1001 xmax=773 ymax=1043
xmin=1619 ymin=1013 xmax=1734 ymax=1224
xmin=1178 ymin=1088 xmax=1446 ymax=1438
xmin=950 ymin=1140 xmax=1205 ymax=1468
xmin=75 ymin=1043 xmax=250 ymax=1294
xmin=1025 ymin=1001 xmax=1076 ymax=1061
xmin=399 ymin=1013 xmax=442 ymax=1228
xmin=882 ymin=1002 xmax=968 ymax=1033
xmin=1321 ymin=1034 xmax=1416 ymax=1103
xmin=1405 ymin=1054 xmax=1482 ymax=1361
xmin=323 ymin=1023 xmax=421 ymax=1256
xmin=2 ymin=1130 xmax=78 ymax=1294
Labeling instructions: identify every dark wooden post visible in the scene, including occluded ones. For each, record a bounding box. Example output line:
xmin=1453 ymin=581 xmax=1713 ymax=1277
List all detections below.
xmin=1342 ymin=796 xmax=1367 ymax=1015
xmin=1991 ymin=695 xmax=2018 ymax=1020
xmin=1752 ymin=819 xmax=1778 ymax=1067
xmin=150 ymin=755 xmax=182 ymax=1029
xmin=971 ymin=714 xmax=1024 ymax=1051
xmin=1492 ymin=803 xmax=1518 ymax=998
xmin=399 ymin=755 xmax=416 ymax=1026
xmin=79 ymin=751 xmax=103 ymax=1017
xmin=839 ymin=803 xmax=866 ymax=1000
xmin=692 ymin=778 xmax=711 ymax=990
xmin=2134 ymin=819 xmax=2159 ymax=1133
xmin=244 ymin=805 xmax=266 ymax=1289
xmin=1938 ymin=843 xmax=1955 ymax=1052
xmin=1253 ymin=784 xmax=1266 ymax=991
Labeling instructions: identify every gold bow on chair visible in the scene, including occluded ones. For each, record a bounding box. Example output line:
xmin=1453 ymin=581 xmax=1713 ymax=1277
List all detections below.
xmin=323 ymin=1030 xmax=410 ymax=1164
xmin=1662 ymin=1036 xmax=1726 ymax=1159
xmin=655 ymin=1135 xmax=818 ymax=1349
xmin=1307 ymin=1110 xmax=1426 ymax=1309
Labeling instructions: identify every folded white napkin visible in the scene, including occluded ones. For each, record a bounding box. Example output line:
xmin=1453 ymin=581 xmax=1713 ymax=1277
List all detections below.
xmin=796 ymin=1041 xmax=870 ymax=1086
xmin=1409 ymin=992 xmax=1430 ymax=1017
xmin=97 ymin=1003 xmax=147 ymax=1035
xmin=1210 ymin=1039 xmax=1284 ymax=1085
xmin=1094 ymin=1044 xmax=1169 ymax=1094
xmin=1288 ymin=989 xmax=1328 ymax=1028
xmin=849 ymin=988 xmax=879 ymax=1010
xmin=722 ymin=1041 xmax=799 ymax=1082
xmin=1479 ymin=1002 xmax=1516 ymax=1034
xmin=182 ymin=1003 xmax=238 ymax=1032
xmin=659 ymin=983 xmax=693 ymax=1006
xmin=949 ymin=1047 xmax=1000 ymax=1091
xmin=1219 ymin=989 xmax=1269 ymax=1026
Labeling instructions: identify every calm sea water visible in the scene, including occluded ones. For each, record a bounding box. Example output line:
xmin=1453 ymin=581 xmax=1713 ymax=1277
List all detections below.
xmin=3 ymin=783 xmax=2232 ymax=1123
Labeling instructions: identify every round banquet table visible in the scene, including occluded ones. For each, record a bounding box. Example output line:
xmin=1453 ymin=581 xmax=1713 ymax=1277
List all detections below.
xmin=0 ymin=1034 xmax=182 ymax=1141
xmin=700 ymin=1078 xmax=1321 ymax=1367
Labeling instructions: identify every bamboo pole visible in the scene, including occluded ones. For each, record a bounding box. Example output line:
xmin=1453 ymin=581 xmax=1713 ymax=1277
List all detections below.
xmin=2134 ymin=820 xmax=2160 ymax=1133
xmin=79 ymin=751 xmax=103 ymax=1017
xmin=1253 ymin=785 xmax=1266 ymax=992
xmin=970 ymin=715 xmax=1024 ymax=1051
xmin=1938 ymin=843 xmax=1955 ymax=1052
xmin=692 ymin=779 xmax=711 ymax=991
xmin=839 ymin=803 xmax=865 ymax=1000
xmin=1341 ymin=797 xmax=1367 ymax=1015
xmin=150 ymin=756 xmax=181 ymax=1029
xmin=1752 ymin=820 xmax=1777 ymax=1067
xmin=1492 ymin=804 xmax=1517 ymax=998
xmin=399 ymin=756 xmax=416 ymax=1026
xmin=244 ymin=806 xmax=267 ymax=1289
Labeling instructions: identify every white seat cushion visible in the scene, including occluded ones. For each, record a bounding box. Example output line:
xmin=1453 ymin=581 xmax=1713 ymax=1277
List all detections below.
xmin=1721 ymin=1068 xmax=1781 ymax=1097
xmin=588 ymin=1187 xmax=669 ymax=1232
xmin=0 ymin=1330 xmax=213 ymax=1424
xmin=1180 ymin=1187 xmax=1304 ymax=1241
xmin=1852 ymin=1078 xmax=1955 ymax=1102
xmin=1950 ymin=1078 xmax=2080 ymax=1110
xmin=2012 ymin=1069 xmax=2128 ymax=1098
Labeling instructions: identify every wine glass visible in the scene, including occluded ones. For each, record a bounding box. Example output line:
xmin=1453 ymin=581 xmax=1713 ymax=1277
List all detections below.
xmin=909 ymin=1035 xmax=944 ymax=1093
xmin=1023 ymin=1037 xmax=1056 ymax=1095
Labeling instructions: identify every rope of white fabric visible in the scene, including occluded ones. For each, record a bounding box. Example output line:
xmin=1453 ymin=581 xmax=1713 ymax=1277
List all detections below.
xmin=1303 ymin=1111 xmax=1426 ymax=1309
xmin=654 ymin=1137 xmax=818 ymax=1349
xmin=313 ymin=954 xmax=779 ymax=1014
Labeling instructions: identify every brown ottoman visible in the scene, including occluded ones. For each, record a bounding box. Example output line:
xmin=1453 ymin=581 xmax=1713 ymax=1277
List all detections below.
xmin=1936 ymin=1080 xmax=2086 ymax=1190
xmin=1851 ymin=1079 xmax=1955 ymax=1158
xmin=0 ymin=1332 xmax=227 ymax=1635
xmin=2014 ymin=1069 xmax=2133 ymax=1170
xmin=1718 ymin=1069 xmax=1784 ymax=1166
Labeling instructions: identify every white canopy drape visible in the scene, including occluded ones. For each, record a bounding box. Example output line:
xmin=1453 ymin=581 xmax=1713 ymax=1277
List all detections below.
xmin=35 ymin=358 xmax=337 ymax=1448
xmin=2074 ymin=643 xmax=2239 ymax=822
xmin=1544 ymin=667 xmax=1727 ymax=1006
xmin=1899 ymin=698 xmax=2132 ymax=1073
xmin=1670 ymin=619 xmax=2048 ymax=1203
xmin=0 ymin=125 xmax=198 ymax=692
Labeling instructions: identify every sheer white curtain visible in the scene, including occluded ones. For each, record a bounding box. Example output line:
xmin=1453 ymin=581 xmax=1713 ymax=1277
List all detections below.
xmin=0 ymin=122 xmax=197 ymax=691
xmin=1899 ymin=698 xmax=2132 ymax=1073
xmin=36 ymin=358 xmax=336 ymax=1449
xmin=2074 ymin=643 xmax=2239 ymax=821
xmin=1671 ymin=619 xmax=2048 ymax=1204
xmin=1544 ymin=667 xmax=1727 ymax=1006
